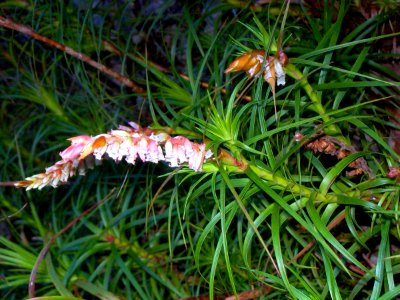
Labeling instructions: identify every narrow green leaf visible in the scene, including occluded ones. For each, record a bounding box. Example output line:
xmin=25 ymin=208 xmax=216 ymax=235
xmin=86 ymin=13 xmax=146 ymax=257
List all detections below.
xmin=320 ymin=246 xmax=342 ymax=300
xmin=299 ymin=32 xmax=400 ymax=60
xmin=246 ymin=168 xmax=362 ymax=272
xmin=377 ymin=286 xmax=400 ymax=300
xmin=305 ymin=200 xmax=368 ymax=273
xmin=45 ymin=254 xmax=72 ymax=297
xmin=271 ymin=205 xmax=296 ymax=298
xmin=370 ymin=220 xmax=391 ymax=299
xmin=344 ymin=207 xmax=369 ymax=249
xmin=219 ymin=179 xmax=237 ymax=296
xmin=28 ymin=297 xmax=84 ymax=300
xmin=209 ymin=238 xmax=223 ymax=300
xmin=114 ymin=255 xmax=148 ymax=299
xmin=74 ymin=279 xmax=121 ymax=300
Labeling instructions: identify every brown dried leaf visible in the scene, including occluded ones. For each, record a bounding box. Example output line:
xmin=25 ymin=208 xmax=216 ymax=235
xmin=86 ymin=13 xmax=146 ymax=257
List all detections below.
xmin=299 ymin=132 xmax=373 ymax=178
xmin=346 ymin=168 xmax=365 ymax=177
xmin=304 ymin=137 xmax=337 ymax=155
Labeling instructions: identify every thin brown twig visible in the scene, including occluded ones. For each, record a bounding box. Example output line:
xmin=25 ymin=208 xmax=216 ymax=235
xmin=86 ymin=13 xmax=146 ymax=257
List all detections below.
xmin=146 ymin=168 xmax=179 ymax=227
xmin=28 ymin=188 xmax=116 ymax=298
xmin=0 ymin=181 xmax=21 ymax=187
xmin=0 ymin=16 xmax=145 ymax=93
xmin=0 ymin=202 xmax=28 ymax=222
xmin=289 ymin=211 xmax=346 ymax=264
xmin=103 ymin=40 xmax=253 ymax=102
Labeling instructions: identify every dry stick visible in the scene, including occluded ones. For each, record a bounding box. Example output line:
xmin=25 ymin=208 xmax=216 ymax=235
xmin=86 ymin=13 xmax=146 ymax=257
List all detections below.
xmin=28 ymin=189 xmax=116 ymax=298
xmin=0 ymin=17 xmax=145 ymax=94
xmin=0 ymin=202 xmax=28 ymax=222
xmin=146 ymin=168 xmax=180 ymax=226
xmin=103 ymin=40 xmax=253 ymax=102
xmin=289 ymin=211 xmax=346 ymax=265
xmin=0 ymin=181 xmax=21 ymax=187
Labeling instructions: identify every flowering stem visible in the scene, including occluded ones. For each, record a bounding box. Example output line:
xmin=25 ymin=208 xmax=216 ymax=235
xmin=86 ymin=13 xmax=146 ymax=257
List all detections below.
xmin=218 ymin=151 xmax=339 ymax=203
xmin=246 ymin=163 xmax=337 ymax=202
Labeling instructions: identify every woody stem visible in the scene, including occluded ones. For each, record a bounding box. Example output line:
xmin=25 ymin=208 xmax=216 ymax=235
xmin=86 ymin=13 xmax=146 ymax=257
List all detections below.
xmin=246 ymin=163 xmax=338 ymax=202
xmin=216 ymin=151 xmax=345 ymax=203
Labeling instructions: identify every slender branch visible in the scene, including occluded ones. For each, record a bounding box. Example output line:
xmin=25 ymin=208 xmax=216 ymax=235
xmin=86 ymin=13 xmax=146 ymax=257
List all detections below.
xmin=103 ymin=39 xmax=253 ymax=102
xmin=247 ymin=163 xmax=338 ymax=202
xmin=0 ymin=16 xmax=145 ymax=93
xmin=28 ymin=189 xmax=115 ymax=297
xmin=0 ymin=181 xmax=21 ymax=186
xmin=0 ymin=202 xmax=28 ymax=222
xmin=289 ymin=211 xmax=346 ymax=264
xmin=216 ymin=149 xmax=343 ymax=203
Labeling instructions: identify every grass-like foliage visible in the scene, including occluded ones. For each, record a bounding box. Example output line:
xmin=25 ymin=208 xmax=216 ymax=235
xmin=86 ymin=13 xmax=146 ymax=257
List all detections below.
xmin=1 ymin=1 xmax=400 ymax=299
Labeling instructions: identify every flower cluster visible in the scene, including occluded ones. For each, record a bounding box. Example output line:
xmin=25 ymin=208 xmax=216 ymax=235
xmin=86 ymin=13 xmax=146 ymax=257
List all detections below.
xmin=15 ymin=122 xmax=213 ymax=190
xmin=224 ymin=49 xmax=288 ymax=87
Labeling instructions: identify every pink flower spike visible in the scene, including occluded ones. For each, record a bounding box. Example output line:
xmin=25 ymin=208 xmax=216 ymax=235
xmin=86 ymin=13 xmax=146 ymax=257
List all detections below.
xmin=60 ymin=135 xmax=92 ymax=161
xmin=15 ymin=122 xmax=215 ymax=190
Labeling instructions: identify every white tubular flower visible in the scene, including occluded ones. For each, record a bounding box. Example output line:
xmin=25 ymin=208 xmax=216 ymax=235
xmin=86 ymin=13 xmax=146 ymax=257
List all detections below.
xmin=164 ymin=136 xmax=192 ymax=167
xmin=146 ymin=139 xmax=165 ymax=163
xmin=119 ymin=138 xmax=132 ymax=160
xmin=274 ymin=60 xmax=286 ymax=86
xmin=93 ymin=144 xmax=107 ymax=160
xmin=187 ymin=143 xmax=206 ymax=172
xmin=106 ymin=139 xmax=122 ymax=161
xmin=149 ymin=132 xmax=169 ymax=143
xmin=137 ymin=137 xmax=149 ymax=162
xmin=125 ymin=138 xmax=139 ymax=164
xmin=164 ymin=139 xmax=178 ymax=167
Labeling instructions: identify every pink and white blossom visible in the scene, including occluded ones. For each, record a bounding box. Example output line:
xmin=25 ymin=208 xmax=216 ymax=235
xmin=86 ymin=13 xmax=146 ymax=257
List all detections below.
xmin=59 ymin=135 xmax=92 ymax=161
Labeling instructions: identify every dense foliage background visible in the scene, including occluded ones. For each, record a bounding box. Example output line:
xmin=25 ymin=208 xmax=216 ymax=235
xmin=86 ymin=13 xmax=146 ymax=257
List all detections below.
xmin=1 ymin=1 xmax=399 ymax=299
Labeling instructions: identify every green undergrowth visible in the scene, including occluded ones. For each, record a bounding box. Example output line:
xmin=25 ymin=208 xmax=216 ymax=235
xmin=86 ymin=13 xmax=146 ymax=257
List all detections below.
xmin=1 ymin=1 xmax=400 ymax=299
